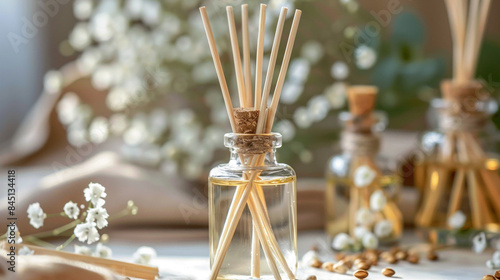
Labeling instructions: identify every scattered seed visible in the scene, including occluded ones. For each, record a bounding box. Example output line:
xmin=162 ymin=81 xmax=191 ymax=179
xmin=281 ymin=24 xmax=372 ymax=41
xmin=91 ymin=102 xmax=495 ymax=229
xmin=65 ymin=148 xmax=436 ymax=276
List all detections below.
xmin=482 ymin=275 xmax=495 ymax=280
xmin=395 ymin=250 xmax=408 ymax=260
xmin=310 ymin=258 xmax=322 ymax=268
xmin=306 ymin=276 xmax=317 ymax=280
xmin=333 ymin=263 xmax=348 ymax=274
xmin=407 ymin=253 xmax=419 ymax=264
xmin=495 ymin=270 xmax=500 ymax=279
xmin=321 ymin=261 xmax=334 ymax=272
xmin=382 ymin=267 xmax=395 ymax=277
xmin=335 ymin=252 xmax=346 ymax=261
xmin=427 ymin=250 xmax=439 ymax=261
xmin=353 ymin=269 xmax=369 ymax=279
xmin=357 ymin=261 xmax=371 ymax=270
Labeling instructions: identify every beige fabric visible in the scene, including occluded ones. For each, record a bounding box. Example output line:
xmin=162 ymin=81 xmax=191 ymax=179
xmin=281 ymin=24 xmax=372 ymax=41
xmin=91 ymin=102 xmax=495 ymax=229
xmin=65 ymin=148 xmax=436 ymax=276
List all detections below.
xmin=0 ymin=250 xmax=126 ymax=280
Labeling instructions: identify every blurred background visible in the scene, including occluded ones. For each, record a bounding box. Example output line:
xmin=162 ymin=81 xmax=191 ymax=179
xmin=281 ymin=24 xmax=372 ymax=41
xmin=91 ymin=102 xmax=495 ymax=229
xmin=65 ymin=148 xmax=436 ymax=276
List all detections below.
xmin=0 ymin=0 xmax=499 ymax=236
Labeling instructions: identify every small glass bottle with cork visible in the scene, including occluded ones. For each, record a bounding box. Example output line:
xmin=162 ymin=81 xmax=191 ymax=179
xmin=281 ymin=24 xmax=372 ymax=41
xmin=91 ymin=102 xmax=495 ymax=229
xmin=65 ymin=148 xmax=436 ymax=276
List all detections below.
xmin=325 ymin=85 xmax=403 ymax=251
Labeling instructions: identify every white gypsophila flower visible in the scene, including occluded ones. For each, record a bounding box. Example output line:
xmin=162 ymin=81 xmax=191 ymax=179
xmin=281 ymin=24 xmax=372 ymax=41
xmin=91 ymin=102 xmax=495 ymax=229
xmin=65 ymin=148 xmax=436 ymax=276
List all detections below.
xmin=288 ymin=58 xmax=311 ymax=85
xmin=487 ymin=251 xmax=500 ymax=269
xmin=86 ymin=207 xmax=109 ymax=229
xmin=301 ymin=41 xmax=324 ymax=64
xmin=354 ymin=45 xmax=377 ymax=70
xmin=74 ymin=244 xmax=93 ymax=256
xmin=354 ymin=226 xmax=369 ymax=240
xmin=133 ymin=246 xmax=157 ymax=265
xmin=64 ymin=201 xmax=80 ymax=220
xmin=280 ymin=82 xmax=304 ymax=104
xmin=301 ymin=250 xmax=319 ymax=266
xmin=293 ymin=107 xmax=313 ymax=129
xmin=19 ymin=246 xmax=34 ymax=256
xmin=69 ymin=23 xmax=92 ymax=51
xmin=57 ymin=92 xmax=80 ymax=125
xmin=89 ymin=116 xmax=109 ymax=144
xmin=324 ymin=82 xmax=347 ymax=109
xmin=94 ymin=243 xmax=112 ymax=259
xmin=374 ymin=220 xmax=393 ymax=238
xmin=274 ymin=119 xmax=296 ymax=142
xmin=308 ymin=95 xmax=331 ymax=122
xmin=74 ymin=0 xmax=93 ymax=20
xmin=370 ymin=190 xmax=387 ymax=212
xmin=356 ymin=207 xmax=374 ymax=226
xmin=43 ymin=70 xmax=63 ymax=94
xmin=84 ymin=182 xmax=107 ymax=207
xmin=353 ymin=165 xmax=376 ymax=188
xmin=332 ymin=232 xmax=352 ymax=251
xmin=362 ymin=232 xmax=379 ymax=249
xmin=447 ymin=210 xmax=466 ymax=230
xmin=473 ymin=232 xmax=487 ymax=254
xmin=27 ymin=203 xmax=46 ymax=229
xmin=74 ymin=222 xmax=100 ymax=245
xmin=330 ymin=61 xmax=349 ymax=80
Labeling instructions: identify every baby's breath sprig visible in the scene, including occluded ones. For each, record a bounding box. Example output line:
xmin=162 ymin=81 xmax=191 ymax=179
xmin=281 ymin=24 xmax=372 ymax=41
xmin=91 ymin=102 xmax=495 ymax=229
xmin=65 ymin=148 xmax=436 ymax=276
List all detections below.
xmin=0 ymin=182 xmax=138 ymax=255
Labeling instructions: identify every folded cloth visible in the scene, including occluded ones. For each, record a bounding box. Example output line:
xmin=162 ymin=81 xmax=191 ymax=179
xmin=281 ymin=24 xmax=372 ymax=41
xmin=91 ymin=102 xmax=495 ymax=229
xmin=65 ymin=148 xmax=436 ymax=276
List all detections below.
xmin=0 ymin=250 xmax=126 ymax=280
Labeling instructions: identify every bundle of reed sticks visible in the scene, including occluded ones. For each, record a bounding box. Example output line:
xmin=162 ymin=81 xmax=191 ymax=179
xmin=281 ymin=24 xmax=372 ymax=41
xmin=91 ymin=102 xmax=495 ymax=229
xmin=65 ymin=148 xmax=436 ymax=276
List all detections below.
xmin=415 ymin=0 xmax=499 ymax=230
xmin=200 ymin=4 xmax=301 ymax=279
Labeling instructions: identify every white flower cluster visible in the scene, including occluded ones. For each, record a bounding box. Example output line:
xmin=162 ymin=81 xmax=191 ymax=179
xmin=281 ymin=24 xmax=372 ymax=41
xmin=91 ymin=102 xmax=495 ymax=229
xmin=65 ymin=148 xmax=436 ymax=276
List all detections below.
xmin=332 ymin=166 xmax=393 ymax=251
xmin=27 ymin=203 xmax=47 ymax=229
xmin=133 ymin=246 xmax=157 ymax=266
xmin=74 ymin=243 xmax=112 ymax=259
xmin=447 ymin=210 xmax=466 ymax=230
xmin=74 ymin=182 xmax=109 ymax=244
xmin=486 ymin=251 xmax=500 ymax=269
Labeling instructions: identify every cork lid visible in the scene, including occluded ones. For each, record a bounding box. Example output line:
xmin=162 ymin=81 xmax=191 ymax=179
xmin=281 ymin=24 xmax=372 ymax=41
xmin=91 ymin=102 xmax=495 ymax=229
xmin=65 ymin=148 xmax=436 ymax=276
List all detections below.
xmin=233 ymin=107 xmax=260 ymax=134
xmin=347 ymin=85 xmax=378 ymax=116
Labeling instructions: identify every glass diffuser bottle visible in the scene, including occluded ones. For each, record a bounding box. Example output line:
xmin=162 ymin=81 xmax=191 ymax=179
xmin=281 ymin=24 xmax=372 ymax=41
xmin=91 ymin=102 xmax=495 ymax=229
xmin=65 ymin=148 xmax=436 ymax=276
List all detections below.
xmin=415 ymin=80 xmax=500 ymax=233
xmin=325 ymin=86 xmax=403 ymax=249
xmin=209 ymin=133 xmax=297 ymax=279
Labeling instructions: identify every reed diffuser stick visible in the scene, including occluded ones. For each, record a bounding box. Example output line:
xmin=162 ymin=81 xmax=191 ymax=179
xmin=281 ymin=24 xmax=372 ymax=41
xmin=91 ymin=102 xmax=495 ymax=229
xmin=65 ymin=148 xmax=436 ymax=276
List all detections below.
xmin=199 ymin=7 xmax=236 ymax=131
xmin=242 ymin=4 xmax=253 ymax=108
xmin=254 ymin=4 xmax=266 ymax=110
xmin=256 ymin=7 xmax=288 ymax=133
xmin=266 ymin=9 xmax=302 ymax=132
xmin=227 ymin=6 xmax=248 ymax=108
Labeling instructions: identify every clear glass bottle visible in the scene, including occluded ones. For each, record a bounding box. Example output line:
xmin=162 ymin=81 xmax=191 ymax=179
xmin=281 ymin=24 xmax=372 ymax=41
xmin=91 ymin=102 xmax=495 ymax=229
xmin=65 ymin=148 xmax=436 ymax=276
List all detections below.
xmin=325 ymin=111 xmax=403 ymax=248
xmin=415 ymin=80 xmax=500 ymax=233
xmin=209 ymin=133 xmax=297 ymax=279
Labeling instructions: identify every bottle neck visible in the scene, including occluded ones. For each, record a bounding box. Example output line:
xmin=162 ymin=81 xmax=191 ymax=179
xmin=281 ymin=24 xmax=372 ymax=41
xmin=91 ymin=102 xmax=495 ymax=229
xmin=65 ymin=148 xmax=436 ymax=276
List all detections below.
xmin=340 ymin=130 xmax=380 ymax=157
xmin=228 ymin=148 xmax=278 ymax=167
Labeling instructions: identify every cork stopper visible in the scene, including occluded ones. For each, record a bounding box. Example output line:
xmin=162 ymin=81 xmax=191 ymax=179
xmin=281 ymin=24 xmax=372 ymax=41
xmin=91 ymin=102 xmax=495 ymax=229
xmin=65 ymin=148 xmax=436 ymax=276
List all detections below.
xmin=347 ymin=85 xmax=378 ymax=117
xmin=346 ymin=85 xmax=378 ymax=132
xmin=233 ymin=108 xmax=260 ymax=134
xmin=440 ymin=80 xmax=486 ymax=113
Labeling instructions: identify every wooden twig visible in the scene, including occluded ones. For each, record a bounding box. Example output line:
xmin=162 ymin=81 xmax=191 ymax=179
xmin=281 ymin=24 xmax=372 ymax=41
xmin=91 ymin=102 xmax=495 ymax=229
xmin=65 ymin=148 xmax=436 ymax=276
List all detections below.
xmin=256 ymin=7 xmax=288 ymax=133
xmin=265 ymin=9 xmax=302 ymax=132
xmin=1 ymin=242 xmax=158 ymax=280
xmin=227 ymin=6 xmax=248 ymax=108
xmin=199 ymin=7 xmax=236 ymax=131
xmin=242 ymin=4 xmax=253 ymax=108
xmin=254 ymin=4 xmax=267 ymax=110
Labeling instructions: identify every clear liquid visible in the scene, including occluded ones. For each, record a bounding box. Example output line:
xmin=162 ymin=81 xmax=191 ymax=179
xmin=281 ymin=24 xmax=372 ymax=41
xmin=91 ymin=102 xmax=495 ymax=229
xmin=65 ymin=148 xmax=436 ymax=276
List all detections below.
xmin=209 ymin=176 xmax=297 ymax=279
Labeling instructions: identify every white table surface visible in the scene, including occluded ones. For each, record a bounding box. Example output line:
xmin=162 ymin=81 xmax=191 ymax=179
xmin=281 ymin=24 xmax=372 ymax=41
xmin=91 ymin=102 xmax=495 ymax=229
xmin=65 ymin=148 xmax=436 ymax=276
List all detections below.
xmin=109 ymin=230 xmax=495 ymax=280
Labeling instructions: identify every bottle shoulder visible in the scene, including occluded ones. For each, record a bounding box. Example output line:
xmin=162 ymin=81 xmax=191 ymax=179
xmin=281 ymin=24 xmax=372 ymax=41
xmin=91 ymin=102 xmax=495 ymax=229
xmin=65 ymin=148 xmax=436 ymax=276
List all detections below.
xmin=209 ymin=163 xmax=295 ymax=180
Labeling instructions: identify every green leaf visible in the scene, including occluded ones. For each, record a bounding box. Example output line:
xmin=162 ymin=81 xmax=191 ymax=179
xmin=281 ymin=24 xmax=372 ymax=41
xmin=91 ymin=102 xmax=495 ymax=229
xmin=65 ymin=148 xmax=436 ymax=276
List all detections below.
xmin=391 ymin=12 xmax=425 ymax=48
